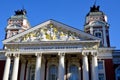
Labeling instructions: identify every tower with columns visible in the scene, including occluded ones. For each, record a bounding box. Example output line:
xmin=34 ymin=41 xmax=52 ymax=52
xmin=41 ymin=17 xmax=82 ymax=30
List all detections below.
xmin=0 ymin=5 xmax=116 ymax=80
xmin=84 ymin=5 xmax=110 ymax=47
xmin=6 ymin=9 xmax=31 ymax=39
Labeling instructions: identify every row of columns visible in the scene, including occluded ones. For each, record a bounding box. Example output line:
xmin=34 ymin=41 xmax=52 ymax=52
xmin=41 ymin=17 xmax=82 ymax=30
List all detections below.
xmin=3 ymin=51 xmax=98 ymax=80
xmin=34 ymin=52 xmax=65 ymax=80
xmin=34 ymin=52 xmax=98 ymax=80
xmin=82 ymin=51 xmax=99 ymax=80
xmin=3 ymin=54 xmax=20 ymax=80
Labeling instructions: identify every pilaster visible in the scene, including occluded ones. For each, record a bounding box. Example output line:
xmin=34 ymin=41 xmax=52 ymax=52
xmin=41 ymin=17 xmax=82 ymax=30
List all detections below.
xmin=103 ymin=26 xmax=107 ymax=47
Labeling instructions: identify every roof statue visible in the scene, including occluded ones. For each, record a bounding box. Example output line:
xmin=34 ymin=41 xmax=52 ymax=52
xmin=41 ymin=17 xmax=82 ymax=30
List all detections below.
xmin=15 ymin=9 xmax=27 ymax=15
xmin=90 ymin=5 xmax=100 ymax=12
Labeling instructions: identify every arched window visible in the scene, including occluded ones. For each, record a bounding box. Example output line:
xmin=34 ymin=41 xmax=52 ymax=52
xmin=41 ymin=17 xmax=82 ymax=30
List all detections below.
xmin=49 ymin=65 xmax=58 ymax=80
xmin=94 ymin=31 xmax=102 ymax=38
xmin=69 ymin=65 xmax=79 ymax=80
xmin=116 ymin=66 xmax=120 ymax=80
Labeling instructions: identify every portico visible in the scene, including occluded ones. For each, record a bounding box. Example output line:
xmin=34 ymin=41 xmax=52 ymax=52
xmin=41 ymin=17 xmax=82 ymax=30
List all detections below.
xmin=3 ymin=42 xmax=99 ymax=80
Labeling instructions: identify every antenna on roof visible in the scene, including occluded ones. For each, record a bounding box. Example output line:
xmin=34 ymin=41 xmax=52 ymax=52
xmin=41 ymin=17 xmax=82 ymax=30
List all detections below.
xmin=22 ymin=5 xmax=27 ymax=15
xmin=22 ymin=5 xmax=24 ymax=10
xmin=94 ymin=0 xmax=97 ymax=5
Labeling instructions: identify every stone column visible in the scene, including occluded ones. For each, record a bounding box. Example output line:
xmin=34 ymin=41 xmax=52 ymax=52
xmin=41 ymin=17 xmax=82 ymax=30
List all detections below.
xmin=20 ymin=60 xmax=26 ymax=80
xmin=3 ymin=54 xmax=11 ymax=80
xmin=58 ymin=53 xmax=65 ymax=80
xmin=82 ymin=52 xmax=89 ymax=80
xmin=103 ymin=26 xmax=107 ymax=47
xmin=35 ymin=53 xmax=42 ymax=80
xmin=11 ymin=54 xmax=20 ymax=80
xmin=92 ymin=52 xmax=98 ymax=80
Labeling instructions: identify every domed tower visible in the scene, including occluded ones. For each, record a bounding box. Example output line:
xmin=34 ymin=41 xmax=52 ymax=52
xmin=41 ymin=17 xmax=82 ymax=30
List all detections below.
xmin=5 ymin=9 xmax=31 ymax=39
xmin=84 ymin=5 xmax=110 ymax=47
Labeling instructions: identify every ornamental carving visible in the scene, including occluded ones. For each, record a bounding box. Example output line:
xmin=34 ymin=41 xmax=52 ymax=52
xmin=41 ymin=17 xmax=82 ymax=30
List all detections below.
xmin=83 ymin=43 xmax=99 ymax=50
xmin=11 ymin=24 xmax=81 ymax=42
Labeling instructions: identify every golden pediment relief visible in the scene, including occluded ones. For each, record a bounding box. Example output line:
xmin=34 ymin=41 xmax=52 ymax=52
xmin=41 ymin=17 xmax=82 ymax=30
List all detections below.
xmin=11 ymin=24 xmax=81 ymax=42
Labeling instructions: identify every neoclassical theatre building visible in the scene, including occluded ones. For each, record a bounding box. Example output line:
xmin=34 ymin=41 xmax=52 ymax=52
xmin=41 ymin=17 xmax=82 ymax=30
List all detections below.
xmin=0 ymin=5 xmax=120 ymax=80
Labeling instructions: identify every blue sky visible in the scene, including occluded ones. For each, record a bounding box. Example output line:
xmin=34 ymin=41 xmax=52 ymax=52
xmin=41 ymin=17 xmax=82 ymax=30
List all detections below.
xmin=0 ymin=0 xmax=120 ymax=49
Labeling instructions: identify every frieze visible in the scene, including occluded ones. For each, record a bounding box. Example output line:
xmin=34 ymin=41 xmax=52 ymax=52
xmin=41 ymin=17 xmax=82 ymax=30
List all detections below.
xmin=20 ymin=46 xmax=82 ymax=51
xmin=6 ymin=44 xmax=99 ymax=52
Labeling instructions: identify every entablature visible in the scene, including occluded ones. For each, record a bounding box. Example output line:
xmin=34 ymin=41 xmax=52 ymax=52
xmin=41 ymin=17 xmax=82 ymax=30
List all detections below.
xmin=4 ymin=40 xmax=100 ymax=52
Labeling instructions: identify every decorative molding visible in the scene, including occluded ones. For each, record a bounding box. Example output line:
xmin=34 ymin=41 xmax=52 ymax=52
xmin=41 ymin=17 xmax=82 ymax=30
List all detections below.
xmin=91 ymin=51 xmax=98 ymax=56
xmin=35 ymin=53 xmax=42 ymax=57
xmin=58 ymin=52 xmax=65 ymax=57
xmin=5 ymin=53 xmax=12 ymax=57
xmin=82 ymin=51 xmax=89 ymax=56
xmin=13 ymin=54 xmax=20 ymax=57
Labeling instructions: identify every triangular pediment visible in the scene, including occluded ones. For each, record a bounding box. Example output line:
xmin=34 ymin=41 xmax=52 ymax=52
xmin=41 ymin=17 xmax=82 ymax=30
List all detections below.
xmin=3 ymin=19 xmax=100 ymax=43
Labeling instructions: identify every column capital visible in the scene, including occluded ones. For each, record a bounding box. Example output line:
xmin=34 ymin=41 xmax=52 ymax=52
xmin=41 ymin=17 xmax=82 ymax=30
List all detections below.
xmin=58 ymin=52 xmax=65 ymax=57
xmin=91 ymin=51 xmax=98 ymax=57
xmin=82 ymin=51 xmax=89 ymax=56
xmin=13 ymin=53 xmax=20 ymax=57
xmin=35 ymin=53 xmax=42 ymax=57
xmin=5 ymin=53 xmax=11 ymax=57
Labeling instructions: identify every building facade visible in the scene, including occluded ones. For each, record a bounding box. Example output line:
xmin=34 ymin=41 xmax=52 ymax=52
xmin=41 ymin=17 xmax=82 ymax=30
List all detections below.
xmin=0 ymin=5 xmax=119 ymax=80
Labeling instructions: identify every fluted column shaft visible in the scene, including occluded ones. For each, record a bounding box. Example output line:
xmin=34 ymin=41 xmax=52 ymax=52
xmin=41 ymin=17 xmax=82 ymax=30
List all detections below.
xmin=58 ymin=53 xmax=65 ymax=80
xmin=82 ymin=52 xmax=89 ymax=80
xmin=92 ymin=52 xmax=98 ymax=80
xmin=35 ymin=53 xmax=42 ymax=80
xmin=3 ymin=54 xmax=11 ymax=80
xmin=11 ymin=54 xmax=20 ymax=80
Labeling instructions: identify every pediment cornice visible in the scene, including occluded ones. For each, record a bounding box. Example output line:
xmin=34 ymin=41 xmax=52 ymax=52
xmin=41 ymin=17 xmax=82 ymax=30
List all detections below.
xmin=3 ymin=19 xmax=100 ymax=44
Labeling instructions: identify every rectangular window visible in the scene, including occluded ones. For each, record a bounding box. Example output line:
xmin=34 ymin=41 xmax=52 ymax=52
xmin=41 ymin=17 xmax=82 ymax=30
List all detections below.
xmin=99 ymin=73 xmax=104 ymax=80
xmin=98 ymin=61 xmax=103 ymax=70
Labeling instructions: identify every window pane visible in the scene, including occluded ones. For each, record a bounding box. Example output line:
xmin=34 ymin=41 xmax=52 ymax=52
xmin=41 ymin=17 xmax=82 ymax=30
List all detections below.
xmin=116 ymin=68 xmax=120 ymax=80
xmin=95 ymin=32 xmax=102 ymax=38
xmin=69 ymin=65 xmax=79 ymax=80
xmin=99 ymin=73 xmax=104 ymax=80
xmin=49 ymin=65 xmax=58 ymax=80
xmin=98 ymin=61 xmax=103 ymax=70
xmin=30 ymin=65 xmax=35 ymax=80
